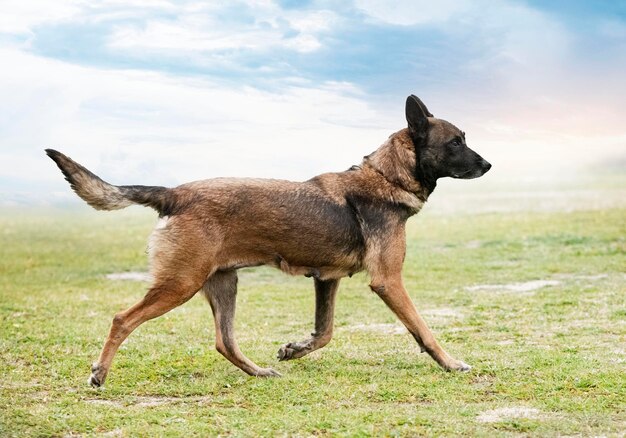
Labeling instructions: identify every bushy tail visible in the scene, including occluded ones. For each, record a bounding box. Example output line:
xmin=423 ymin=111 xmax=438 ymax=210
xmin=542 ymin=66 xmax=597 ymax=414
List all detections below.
xmin=45 ymin=149 xmax=175 ymax=214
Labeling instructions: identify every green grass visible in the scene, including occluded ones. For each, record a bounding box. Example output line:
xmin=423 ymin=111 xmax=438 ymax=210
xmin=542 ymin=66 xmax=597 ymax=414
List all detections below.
xmin=1 ymin=206 xmax=625 ymax=436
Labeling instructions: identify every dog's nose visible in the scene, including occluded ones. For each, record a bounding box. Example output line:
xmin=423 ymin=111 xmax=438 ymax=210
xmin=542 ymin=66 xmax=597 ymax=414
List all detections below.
xmin=482 ymin=160 xmax=492 ymax=173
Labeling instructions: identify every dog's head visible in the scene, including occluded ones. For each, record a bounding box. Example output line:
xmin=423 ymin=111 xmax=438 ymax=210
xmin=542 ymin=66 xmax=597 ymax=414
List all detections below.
xmin=405 ymin=95 xmax=491 ymax=188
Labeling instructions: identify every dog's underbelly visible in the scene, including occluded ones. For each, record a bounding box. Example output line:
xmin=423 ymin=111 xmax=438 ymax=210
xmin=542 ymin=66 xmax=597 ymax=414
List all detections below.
xmin=215 ymin=239 xmax=363 ymax=280
xmin=273 ymin=252 xmax=362 ymax=280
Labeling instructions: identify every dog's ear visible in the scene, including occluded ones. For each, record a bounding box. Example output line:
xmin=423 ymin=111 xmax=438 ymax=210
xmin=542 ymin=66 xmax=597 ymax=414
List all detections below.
xmin=406 ymin=95 xmax=432 ymax=141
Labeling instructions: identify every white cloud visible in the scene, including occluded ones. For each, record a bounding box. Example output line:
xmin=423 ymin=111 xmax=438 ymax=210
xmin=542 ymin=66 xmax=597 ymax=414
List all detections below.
xmin=0 ymin=47 xmax=393 ymax=204
xmin=0 ymin=1 xmax=336 ymax=55
xmin=356 ymin=0 xmax=571 ymax=69
xmin=287 ymin=9 xmax=335 ymax=33
xmin=0 ymin=0 xmax=82 ymax=34
xmin=355 ymin=0 xmax=473 ymax=26
xmin=107 ymin=3 xmax=336 ymax=55
xmin=109 ymin=19 xmax=322 ymax=54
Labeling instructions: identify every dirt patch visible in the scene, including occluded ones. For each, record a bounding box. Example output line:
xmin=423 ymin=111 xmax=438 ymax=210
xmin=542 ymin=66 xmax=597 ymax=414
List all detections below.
xmin=422 ymin=307 xmax=464 ymax=318
xmin=466 ymin=280 xmax=560 ymax=293
xmin=421 ymin=307 xmax=465 ymax=327
xmin=84 ymin=399 xmax=123 ymax=408
xmin=495 ymin=339 xmax=515 ymax=346
xmin=477 ymin=406 xmax=542 ymax=423
xmin=106 ymin=272 xmax=151 ymax=282
xmin=85 ymin=395 xmax=213 ymax=408
xmin=553 ymin=273 xmax=609 ymax=281
xmin=344 ymin=323 xmax=407 ymax=335
xmin=471 ymin=374 xmax=495 ymax=391
xmin=611 ymin=348 xmax=626 ymax=364
xmin=100 ymin=429 xmax=123 ymax=437
xmin=136 ymin=395 xmax=214 ymax=407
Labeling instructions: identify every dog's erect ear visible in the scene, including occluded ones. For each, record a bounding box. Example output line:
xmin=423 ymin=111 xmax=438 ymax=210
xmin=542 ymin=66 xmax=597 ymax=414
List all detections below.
xmin=409 ymin=94 xmax=433 ymax=117
xmin=406 ymin=95 xmax=432 ymax=141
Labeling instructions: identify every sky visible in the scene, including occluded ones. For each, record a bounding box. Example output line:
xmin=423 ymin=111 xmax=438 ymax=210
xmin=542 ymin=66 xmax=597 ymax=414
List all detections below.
xmin=0 ymin=0 xmax=625 ymax=206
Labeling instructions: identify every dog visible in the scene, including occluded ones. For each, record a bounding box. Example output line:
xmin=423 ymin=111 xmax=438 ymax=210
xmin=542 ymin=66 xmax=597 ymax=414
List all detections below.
xmin=46 ymin=95 xmax=491 ymax=387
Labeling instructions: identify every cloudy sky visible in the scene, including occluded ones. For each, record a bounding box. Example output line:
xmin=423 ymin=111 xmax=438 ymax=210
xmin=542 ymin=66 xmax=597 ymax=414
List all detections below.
xmin=1 ymin=0 xmax=624 ymax=205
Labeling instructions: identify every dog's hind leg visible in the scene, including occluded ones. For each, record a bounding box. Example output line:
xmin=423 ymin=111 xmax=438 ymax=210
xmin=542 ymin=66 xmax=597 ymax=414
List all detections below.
xmin=89 ymin=219 xmax=213 ymax=388
xmin=202 ymin=270 xmax=281 ymax=377
xmin=277 ymin=278 xmax=339 ymax=361
xmin=89 ymin=276 xmax=204 ymax=387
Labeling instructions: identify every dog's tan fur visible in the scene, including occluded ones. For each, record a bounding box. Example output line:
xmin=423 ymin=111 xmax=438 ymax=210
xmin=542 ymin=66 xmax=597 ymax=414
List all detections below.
xmin=46 ymin=95 xmax=491 ymax=386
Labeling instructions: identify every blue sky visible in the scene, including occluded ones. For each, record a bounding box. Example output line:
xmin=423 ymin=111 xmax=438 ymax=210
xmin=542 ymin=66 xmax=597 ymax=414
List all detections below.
xmin=1 ymin=0 xmax=624 ymax=205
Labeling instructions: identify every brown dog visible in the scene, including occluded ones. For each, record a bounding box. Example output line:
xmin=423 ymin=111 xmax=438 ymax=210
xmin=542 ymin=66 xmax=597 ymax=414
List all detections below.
xmin=46 ymin=95 xmax=491 ymax=387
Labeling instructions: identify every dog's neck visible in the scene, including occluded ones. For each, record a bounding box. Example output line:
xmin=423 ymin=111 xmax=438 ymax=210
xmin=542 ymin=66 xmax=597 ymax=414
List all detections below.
xmin=361 ymin=129 xmax=433 ymax=204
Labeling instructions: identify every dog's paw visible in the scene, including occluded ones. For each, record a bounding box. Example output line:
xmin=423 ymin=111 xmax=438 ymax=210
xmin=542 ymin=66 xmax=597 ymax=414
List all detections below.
xmin=460 ymin=361 xmax=472 ymax=372
xmin=447 ymin=360 xmax=472 ymax=372
xmin=254 ymin=367 xmax=282 ymax=378
xmin=277 ymin=343 xmax=294 ymax=361
xmin=277 ymin=341 xmax=311 ymax=361
xmin=88 ymin=363 xmax=107 ymax=388
xmin=88 ymin=374 xmax=102 ymax=388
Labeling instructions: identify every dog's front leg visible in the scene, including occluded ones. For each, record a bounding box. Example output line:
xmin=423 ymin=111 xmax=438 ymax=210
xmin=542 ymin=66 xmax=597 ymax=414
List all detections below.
xmin=277 ymin=278 xmax=339 ymax=361
xmin=370 ymin=275 xmax=471 ymax=372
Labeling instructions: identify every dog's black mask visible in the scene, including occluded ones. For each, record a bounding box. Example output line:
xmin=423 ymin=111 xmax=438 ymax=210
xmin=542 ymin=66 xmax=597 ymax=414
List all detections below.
xmin=405 ymin=95 xmax=491 ymax=190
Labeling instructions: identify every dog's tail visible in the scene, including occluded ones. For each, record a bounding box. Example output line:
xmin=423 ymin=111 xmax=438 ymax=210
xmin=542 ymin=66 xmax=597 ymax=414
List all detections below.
xmin=45 ymin=149 xmax=175 ymax=214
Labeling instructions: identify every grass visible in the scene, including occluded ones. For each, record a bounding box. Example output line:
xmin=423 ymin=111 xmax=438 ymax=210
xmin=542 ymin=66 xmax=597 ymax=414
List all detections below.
xmin=1 ymin=206 xmax=625 ymax=436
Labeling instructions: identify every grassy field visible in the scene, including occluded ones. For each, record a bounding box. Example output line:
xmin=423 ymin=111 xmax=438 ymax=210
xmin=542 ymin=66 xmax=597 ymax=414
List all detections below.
xmin=1 ymin=205 xmax=625 ymax=436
